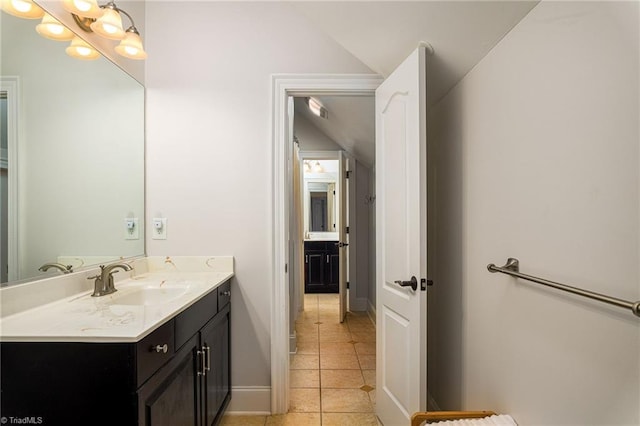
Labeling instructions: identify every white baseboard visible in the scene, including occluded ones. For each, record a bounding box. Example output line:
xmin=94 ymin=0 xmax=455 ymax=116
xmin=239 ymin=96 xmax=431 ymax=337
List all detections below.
xmin=367 ymin=299 xmax=376 ymax=325
xmin=226 ymin=386 xmax=271 ymax=414
xmin=289 ymin=331 xmax=297 ymax=354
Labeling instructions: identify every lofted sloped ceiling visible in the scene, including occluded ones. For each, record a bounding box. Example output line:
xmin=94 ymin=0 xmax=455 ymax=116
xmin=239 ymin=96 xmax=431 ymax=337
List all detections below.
xmin=295 ymin=96 xmax=376 ymax=166
xmin=290 ymin=1 xmax=539 ymax=105
xmin=291 ymin=1 xmax=540 ymax=168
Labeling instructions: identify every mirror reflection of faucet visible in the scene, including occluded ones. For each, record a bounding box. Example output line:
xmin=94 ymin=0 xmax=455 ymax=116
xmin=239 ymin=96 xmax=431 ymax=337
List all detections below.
xmin=88 ymin=262 xmax=133 ymax=297
xmin=38 ymin=262 xmax=73 ymax=274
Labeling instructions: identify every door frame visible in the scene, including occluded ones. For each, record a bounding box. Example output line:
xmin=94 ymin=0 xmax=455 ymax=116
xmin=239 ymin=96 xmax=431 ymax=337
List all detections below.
xmin=1 ymin=77 xmax=20 ymax=282
xmin=298 ymin=152 xmax=341 ymax=309
xmin=270 ymin=74 xmax=383 ymax=414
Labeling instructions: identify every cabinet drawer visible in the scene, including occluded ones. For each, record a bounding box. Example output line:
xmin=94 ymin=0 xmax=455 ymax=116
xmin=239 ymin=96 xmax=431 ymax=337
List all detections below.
xmin=136 ymin=319 xmax=175 ymax=385
xmin=175 ymin=288 xmax=218 ymax=350
xmin=217 ymin=280 xmax=231 ymax=310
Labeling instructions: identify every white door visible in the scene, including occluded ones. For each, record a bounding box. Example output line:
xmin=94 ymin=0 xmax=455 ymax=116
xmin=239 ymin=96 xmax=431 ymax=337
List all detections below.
xmin=375 ymin=46 xmax=428 ymax=425
xmin=338 ymin=151 xmax=348 ymax=322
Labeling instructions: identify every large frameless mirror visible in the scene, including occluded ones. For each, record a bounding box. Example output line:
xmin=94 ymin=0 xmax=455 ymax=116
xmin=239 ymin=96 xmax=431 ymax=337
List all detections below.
xmin=0 ymin=7 xmax=145 ymax=285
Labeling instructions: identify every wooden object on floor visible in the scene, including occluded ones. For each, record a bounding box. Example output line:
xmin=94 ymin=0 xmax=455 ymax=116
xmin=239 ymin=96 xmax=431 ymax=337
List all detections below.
xmin=411 ymin=410 xmax=496 ymax=426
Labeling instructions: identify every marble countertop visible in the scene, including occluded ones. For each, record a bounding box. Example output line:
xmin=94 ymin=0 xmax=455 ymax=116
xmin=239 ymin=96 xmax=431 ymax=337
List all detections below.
xmin=0 ymin=256 xmax=234 ymax=343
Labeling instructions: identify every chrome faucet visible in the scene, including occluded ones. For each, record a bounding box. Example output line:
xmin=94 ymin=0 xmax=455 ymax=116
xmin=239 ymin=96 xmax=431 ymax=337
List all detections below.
xmin=89 ymin=262 xmax=133 ymax=297
xmin=39 ymin=262 xmax=73 ymax=274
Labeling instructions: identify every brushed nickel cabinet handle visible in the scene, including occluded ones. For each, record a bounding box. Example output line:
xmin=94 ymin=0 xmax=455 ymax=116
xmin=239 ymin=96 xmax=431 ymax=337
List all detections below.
xmin=153 ymin=344 xmax=168 ymax=354
xmin=204 ymin=345 xmax=211 ymax=373
xmin=197 ymin=349 xmax=206 ymax=376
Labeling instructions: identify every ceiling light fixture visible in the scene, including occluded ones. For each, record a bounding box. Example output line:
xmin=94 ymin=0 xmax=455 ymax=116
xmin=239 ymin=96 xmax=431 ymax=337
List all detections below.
xmin=306 ymin=97 xmax=329 ymax=119
xmin=313 ymin=161 xmax=324 ymax=173
xmin=0 ymin=0 xmax=44 ymax=19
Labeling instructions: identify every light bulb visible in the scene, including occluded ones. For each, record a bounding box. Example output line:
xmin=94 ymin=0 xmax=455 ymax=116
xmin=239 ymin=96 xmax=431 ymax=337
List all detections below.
xmin=0 ymin=0 xmax=44 ymax=19
xmin=36 ymin=13 xmax=74 ymax=41
xmin=90 ymin=6 xmax=125 ymax=40
xmin=62 ymin=0 xmax=102 ymax=18
xmin=115 ymin=29 xmax=147 ymax=60
xmin=73 ymin=0 xmax=92 ymax=12
xmin=65 ymin=36 xmax=99 ymax=60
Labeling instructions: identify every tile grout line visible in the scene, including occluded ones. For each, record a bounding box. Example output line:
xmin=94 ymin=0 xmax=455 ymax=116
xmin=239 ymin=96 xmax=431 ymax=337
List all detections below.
xmin=316 ymin=295 xmax=323 ymax=425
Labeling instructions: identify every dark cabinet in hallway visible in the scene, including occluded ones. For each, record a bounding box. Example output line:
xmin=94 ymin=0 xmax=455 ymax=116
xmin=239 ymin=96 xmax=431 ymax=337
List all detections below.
xmin=304 ymin=240 xmax=339 ymax=293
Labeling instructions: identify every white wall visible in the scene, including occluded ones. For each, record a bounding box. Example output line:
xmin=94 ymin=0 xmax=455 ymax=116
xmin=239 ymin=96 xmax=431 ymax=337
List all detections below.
xmin=427 ymin=2 xmax=639 ymax=424
xmin=353 ymin=159 xmax=371 ymax=311
xmin=295 ymin=113 xmax=343 ymax=152
xmin=144 ymin=1 xmax=372 ymax=409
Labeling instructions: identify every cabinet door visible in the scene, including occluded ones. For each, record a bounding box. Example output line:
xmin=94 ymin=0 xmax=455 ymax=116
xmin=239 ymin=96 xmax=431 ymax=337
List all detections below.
xmin=327 ymin=251 xmax=340 ymax=292
xmin=138 ymin=337 xmax=200 ymax=426
xmin=201 ymin=305 xmax=231 ymax=426
xmin=305 ymin=251 xmax=325 ymax=292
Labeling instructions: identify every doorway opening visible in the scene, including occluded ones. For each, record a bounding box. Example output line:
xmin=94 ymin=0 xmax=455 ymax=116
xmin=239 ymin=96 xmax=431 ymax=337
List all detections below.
xmin=270 ymin=74 xmax=383 ymax=415
xmin=288 ymin=94 xmax=377 ymax=420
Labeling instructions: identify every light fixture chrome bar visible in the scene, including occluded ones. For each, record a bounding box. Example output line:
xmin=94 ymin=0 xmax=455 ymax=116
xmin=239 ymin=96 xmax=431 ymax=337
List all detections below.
xmin=71 ymin=1 xmax=138 ymax=33
xmin=487 ymin=257 xmax=640 ymax=318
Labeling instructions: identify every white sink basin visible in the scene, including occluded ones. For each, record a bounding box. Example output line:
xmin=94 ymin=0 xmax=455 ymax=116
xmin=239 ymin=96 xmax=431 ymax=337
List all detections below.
xmin=109 ymin=285 xmax=190 ymax=306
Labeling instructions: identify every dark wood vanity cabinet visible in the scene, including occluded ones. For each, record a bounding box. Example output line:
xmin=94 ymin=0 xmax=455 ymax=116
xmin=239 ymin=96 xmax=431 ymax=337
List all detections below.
xmin=0 ymin=280 xmax=231 ymax=426
xmin=304 ymin=241 xmax=339 ymax=293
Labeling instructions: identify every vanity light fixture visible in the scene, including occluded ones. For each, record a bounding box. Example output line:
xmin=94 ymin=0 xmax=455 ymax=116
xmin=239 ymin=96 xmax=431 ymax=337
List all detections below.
xmin=0 ymin=0 xmax=44 ymax=19
xmin=306 ymin=97 xmax=329 ymax=119
xmin=303 ymin=160 xmax=324 ymax=174
xmin=89 ymin=2 xmax=124 ymax=39
xmin=113 ymin=27 xmax=147 ymax=59
xmin=65 ymin=35 xmax=100 ymax=60
xmin=36 ymin=13 xmax=74 ymax=41
xmin=62 ymin=0 xmax=102 ymax=19
xmin=71 ymin=1 xmax=147 ymax=60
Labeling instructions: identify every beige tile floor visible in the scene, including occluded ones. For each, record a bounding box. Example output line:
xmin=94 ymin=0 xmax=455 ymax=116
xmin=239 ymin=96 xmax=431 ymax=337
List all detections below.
xmin=221 ymin=294 xmax=380 ymax=426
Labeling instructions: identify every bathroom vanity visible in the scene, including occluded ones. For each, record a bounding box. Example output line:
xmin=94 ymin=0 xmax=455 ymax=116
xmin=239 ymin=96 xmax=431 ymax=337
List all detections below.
xmin=0 ymin=256 xmax=233 ymax=426
xmin=304 ymin=240 xmax=339 ymax=293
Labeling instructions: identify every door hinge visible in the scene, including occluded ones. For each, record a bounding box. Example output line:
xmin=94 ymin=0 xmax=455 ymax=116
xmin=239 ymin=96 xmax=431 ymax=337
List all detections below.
xmin=345 ymin=226 xmax=349 ymax=234
xmin=421 ymin=278 xmax=433 ymax=291
xmin=345 ymin=171 xmax=351 ymax=178
xmin=346 ymin=281 xmax=350 ymax=289
xmin=285 ymin=263 xmax=288 ymax=273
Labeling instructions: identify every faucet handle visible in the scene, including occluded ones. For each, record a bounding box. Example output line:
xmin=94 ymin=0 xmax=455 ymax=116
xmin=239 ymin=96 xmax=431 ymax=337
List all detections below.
xmin=87 ymin=274 xmax=101 ymax=280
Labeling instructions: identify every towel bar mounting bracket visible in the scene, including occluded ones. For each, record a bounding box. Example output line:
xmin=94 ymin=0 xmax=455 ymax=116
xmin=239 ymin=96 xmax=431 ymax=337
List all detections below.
xmin=487 ymin=257 xmax=519 ymax=273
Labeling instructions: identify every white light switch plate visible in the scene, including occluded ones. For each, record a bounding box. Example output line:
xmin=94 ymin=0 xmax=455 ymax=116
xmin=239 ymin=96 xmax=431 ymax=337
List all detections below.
xmin=124 ymin=218 xmax=139 ymax=240
xmin=152 ymin=218 xmax=167 ymax=240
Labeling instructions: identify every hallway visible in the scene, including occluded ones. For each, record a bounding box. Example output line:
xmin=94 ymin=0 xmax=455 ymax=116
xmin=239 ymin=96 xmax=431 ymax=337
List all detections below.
xmin=221 ymin=294 xmax=379 ymax=425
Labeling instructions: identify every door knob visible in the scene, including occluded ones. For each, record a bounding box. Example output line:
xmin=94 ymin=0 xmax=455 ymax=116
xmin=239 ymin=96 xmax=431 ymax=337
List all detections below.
xmin=394 ymin=276 xmax=417 ymax=291
xmin=335 ymin=242 xmax=349 ymax=248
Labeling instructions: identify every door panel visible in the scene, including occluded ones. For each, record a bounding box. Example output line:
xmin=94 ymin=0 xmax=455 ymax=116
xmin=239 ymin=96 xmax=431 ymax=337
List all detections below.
xmin=376 ymin=45 xmax=428 ymax=425
xmin=201 ymin=307 xmax=231 ymax=426
xmin=338 ymin=151 xmax=348 ymax=321
xmin=305 ymin=251 xmax=325 ymax=290
xmin=138 ymin=344 xmax=199 ymax=426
